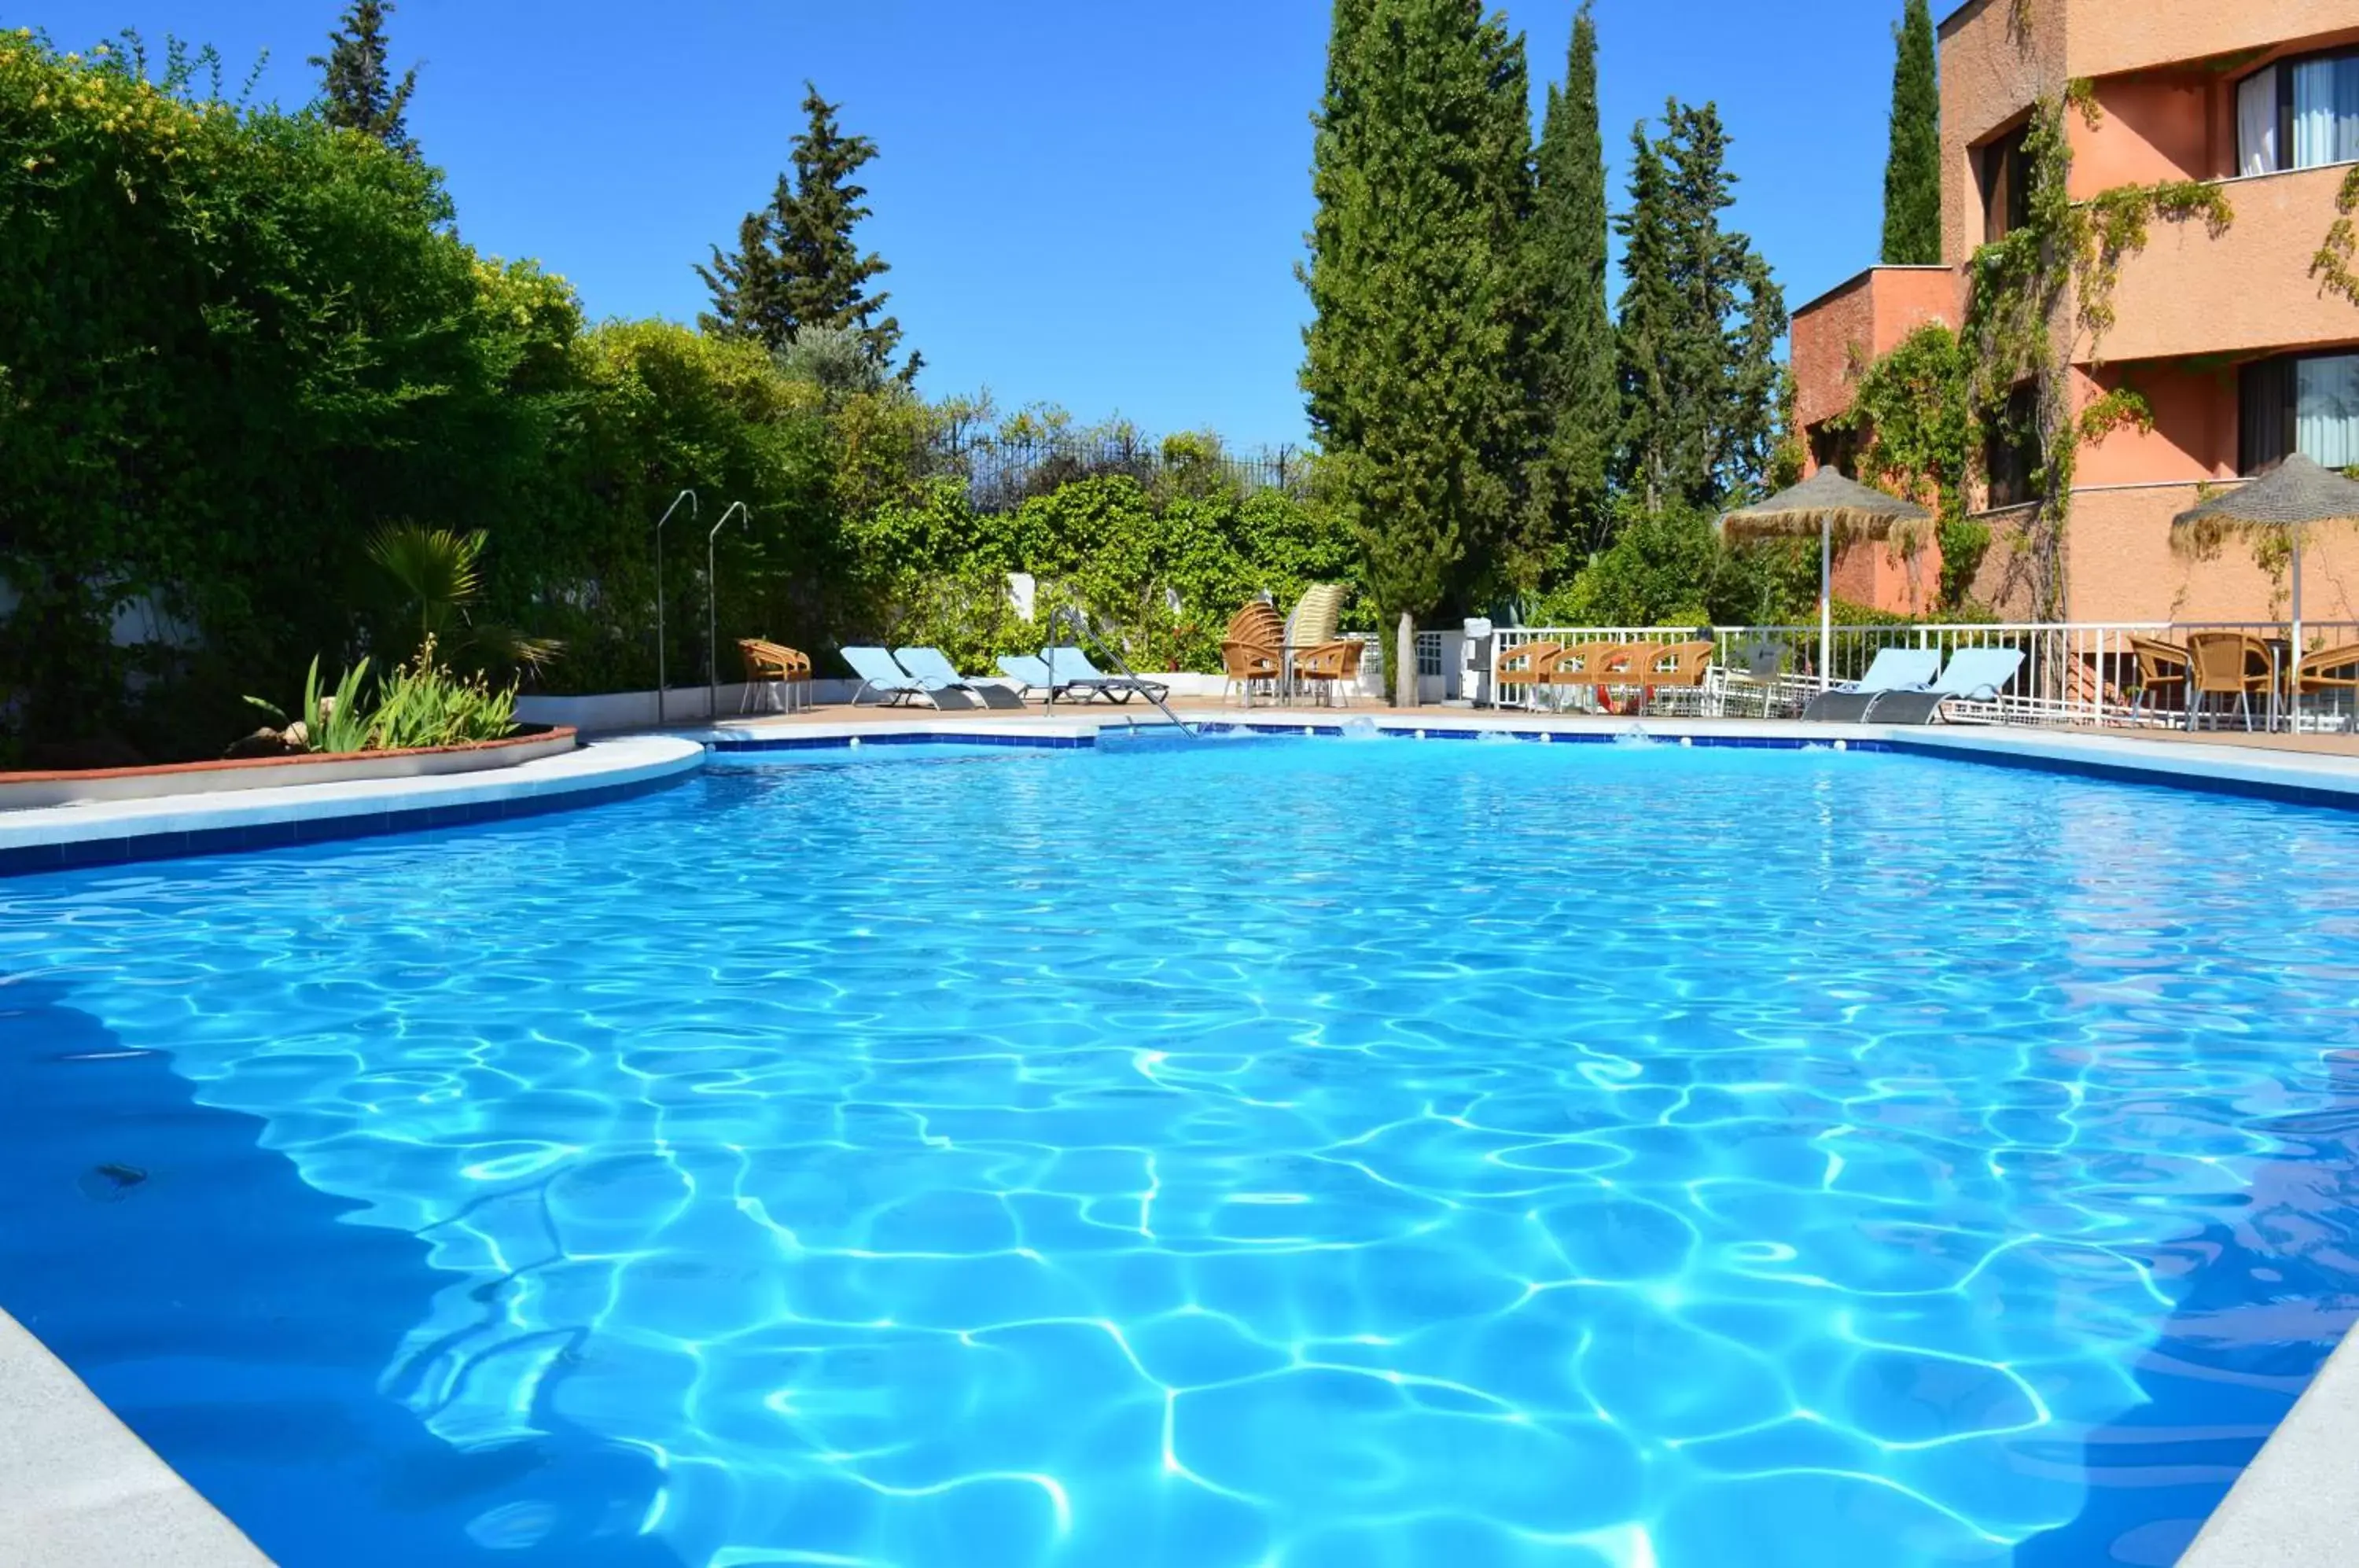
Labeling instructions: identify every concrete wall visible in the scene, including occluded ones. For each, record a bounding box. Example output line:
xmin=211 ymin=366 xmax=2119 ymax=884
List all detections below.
xmin=2065 ymin=2 xmax=2359 ymax=82
xmin=1939 ymin=0 xmax=2066 ymax=268
xmin=1831 ymin=538 xmax=1941 ymax=617
xmin=1790 ymin=268 xmax=1960 ymax=436
xmin=2076 ymin=361 xmax=2239 ymax=487
xmin=2073 ymin=70 xmax=2215 ymax=195
xmin=2066 ymin=481 xmax=2359 ymax=624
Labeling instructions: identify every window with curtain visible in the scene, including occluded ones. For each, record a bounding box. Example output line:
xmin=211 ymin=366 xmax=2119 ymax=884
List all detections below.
xmin=2298 ymin=355 xmax=2359 ymax=468
xmin=2241 ymin=50 xmax=2359 ymax=174
xmin=2240 ymin=352 xmax=2359 ymax=473
xmin=2239 ymin=67 xmax=2279 ymax=175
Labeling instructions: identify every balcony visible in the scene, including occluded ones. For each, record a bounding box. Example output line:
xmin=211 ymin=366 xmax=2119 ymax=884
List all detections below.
xmin=2091 ymin=164 xmax=2359 ymax=366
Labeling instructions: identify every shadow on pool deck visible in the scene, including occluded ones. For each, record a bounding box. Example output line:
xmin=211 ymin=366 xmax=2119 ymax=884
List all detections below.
xmin=0 ymin=975 xmax=686 ymax=1568
xmin=2012 ymin=1062 xmax=2359 ymax=1567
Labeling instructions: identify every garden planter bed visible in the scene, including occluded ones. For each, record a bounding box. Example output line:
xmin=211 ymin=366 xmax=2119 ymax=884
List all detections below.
xmin=0 ymin=727 xmax=578 ymax=812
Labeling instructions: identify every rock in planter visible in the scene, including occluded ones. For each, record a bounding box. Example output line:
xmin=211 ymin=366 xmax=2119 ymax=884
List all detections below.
xmin=222 ymin=722 xmax=308 ymax=760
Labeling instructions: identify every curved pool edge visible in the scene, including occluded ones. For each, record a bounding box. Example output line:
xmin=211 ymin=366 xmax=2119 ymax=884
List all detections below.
xmin=0 ymin=1310 xmax=267 ymax=1566
xmin=0 ymin=735 xmax=705 ymax=877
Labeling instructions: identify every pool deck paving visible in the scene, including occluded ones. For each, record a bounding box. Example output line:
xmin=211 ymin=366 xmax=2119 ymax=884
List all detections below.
xmin=9 ymin=701 xmax=2359 ymax=1562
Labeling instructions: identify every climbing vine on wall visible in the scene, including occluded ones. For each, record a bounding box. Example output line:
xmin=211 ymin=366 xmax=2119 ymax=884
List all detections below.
xmin=2313 ymin=167 xmax=2359 ymax=306
xmin=1833 ymin=326 xmax=1982 ymax=607
xmin=1947 ymin=84 xmax=2232 ymax=619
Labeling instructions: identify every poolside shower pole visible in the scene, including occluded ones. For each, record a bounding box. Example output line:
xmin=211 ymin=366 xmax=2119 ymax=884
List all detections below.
xmin=707 ymin=502 xmax=749 ymax=721
xmin=652 ymin=491 xmax=697 ymax=727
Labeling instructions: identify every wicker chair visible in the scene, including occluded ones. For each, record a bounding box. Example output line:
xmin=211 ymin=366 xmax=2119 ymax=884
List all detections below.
xmin=737 ymin=638 xmax=812 ymax=714
xmin=1294 ymin=638 xmax=1366 ymax=706
xmin=1529 ymin=642 xmax=1626 ymax=712
xmin=1223 ymin=600 xmax=1286 ymax=705
xmin=1634 ymin=640 xmax=1716 ymax=715
xmin=2187 ymin=631 xmax=2275 ymax=731
xmin=1494 ymin=640 xmax=1562 ymax=708
xmin=2127 ymin=637 xmax=2190 ymax=725
xmin=2298 ymin=642 xmax=2359 ymax=723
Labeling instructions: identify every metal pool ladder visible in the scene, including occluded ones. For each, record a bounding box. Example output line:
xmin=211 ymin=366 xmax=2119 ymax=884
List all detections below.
xmin=1049 ymin=608 xmax=1198 ymax=738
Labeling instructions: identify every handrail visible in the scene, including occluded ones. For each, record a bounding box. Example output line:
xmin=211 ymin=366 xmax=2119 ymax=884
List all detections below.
xmin=707 ymin=502 xmax=749 ymax=720
xmin=1048 ymin=606 xmax=1197 ymax=738
xmin=650 ymin=490 xmax=696 ymax=724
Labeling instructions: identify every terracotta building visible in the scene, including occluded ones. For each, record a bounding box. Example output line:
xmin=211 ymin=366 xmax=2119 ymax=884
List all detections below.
xmin=1789 ymin=0 xmax=2359 ymax=624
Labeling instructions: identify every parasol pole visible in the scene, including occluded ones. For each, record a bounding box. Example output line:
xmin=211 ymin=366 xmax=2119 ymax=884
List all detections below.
xmin=2291 ymin=539 xmax=2306 ymax=731
xmin=1820 ymin=514 xmax=1833 ymax=685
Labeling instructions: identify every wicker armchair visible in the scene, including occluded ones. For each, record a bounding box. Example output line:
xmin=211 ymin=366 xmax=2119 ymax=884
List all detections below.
xmin=2187 ymin=631 xmax=2275 ymax=731
xmin=1494 ymin=641 xmax=1562 ymax=706
xmin=1223 ymin=600 xmax=1286 ymax=705
xmin=2298 ymin=643 xmax=2359 ymax=714
xmin=738 ymin=638 xmax=813 ymax=713
xmin=1294 ymin=637 xmax=1366 ymax=706
xmin=2127 ymin=637 xmax=2189 ymax=724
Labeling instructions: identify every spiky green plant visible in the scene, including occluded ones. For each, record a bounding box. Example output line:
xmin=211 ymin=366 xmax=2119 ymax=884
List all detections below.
xmin=367 ymin=522 xmax=561 ymax=675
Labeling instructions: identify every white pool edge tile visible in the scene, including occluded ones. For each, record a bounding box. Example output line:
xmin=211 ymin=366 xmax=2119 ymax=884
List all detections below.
xmin=0 ymin=736 xmax=706 ymax=852
xmin=0 ymin=1312 xmax=268 ymax=1566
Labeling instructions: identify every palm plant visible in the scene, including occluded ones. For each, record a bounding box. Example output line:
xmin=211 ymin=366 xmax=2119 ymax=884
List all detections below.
xmin=367 ymin=523 xmax=561 ymax=675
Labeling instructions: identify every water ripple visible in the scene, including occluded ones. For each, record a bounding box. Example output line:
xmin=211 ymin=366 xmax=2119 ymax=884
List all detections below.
xmin=4 ymin=740 xmax=2358 ymax=1566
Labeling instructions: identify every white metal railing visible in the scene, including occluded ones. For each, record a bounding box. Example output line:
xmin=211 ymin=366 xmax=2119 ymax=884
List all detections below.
xmin=1486 ymin=621 xmax=2359 ymax=731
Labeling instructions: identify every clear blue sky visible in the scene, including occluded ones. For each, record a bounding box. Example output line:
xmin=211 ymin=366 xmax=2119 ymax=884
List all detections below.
xmin=23 ymin=0 xmax=1910 ymax=451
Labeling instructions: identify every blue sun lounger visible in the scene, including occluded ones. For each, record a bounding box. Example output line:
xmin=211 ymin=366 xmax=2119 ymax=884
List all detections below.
xmin=844 ymin=646 xmax=977 ymax=709
xmin=895 ymin=646 xmax=1026 ymax=709
xmin=1801 ymin=648 xmax=1941 ymax=722
xmin=1040 ymin=646 xmax=1169 ymax=705
xmin=1864 ymin=646 xmax=2026 ymax=724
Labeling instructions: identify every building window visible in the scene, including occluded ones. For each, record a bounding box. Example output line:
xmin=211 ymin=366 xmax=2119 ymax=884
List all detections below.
xmin=2239 ymin=50 xmax=2359 ymax=175
xmin=1981 ymin=123 xmax=2032 ymax=243
xmin=2242 ymin=352 xmax=2359 ymax=473
xmin=1809 ymin=423 xmax=1860 ymax=479
xmin=1985 ymin=384 xmax=2041 ymax=507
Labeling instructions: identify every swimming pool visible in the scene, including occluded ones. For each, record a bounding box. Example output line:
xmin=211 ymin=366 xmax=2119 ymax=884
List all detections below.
xmin=3 ymin=735 xmax=2356 ymax=1566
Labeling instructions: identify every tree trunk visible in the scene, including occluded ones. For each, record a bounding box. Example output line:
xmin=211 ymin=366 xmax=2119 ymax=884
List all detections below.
xmin=1393 ymin=612 xmax=1419 ymax=709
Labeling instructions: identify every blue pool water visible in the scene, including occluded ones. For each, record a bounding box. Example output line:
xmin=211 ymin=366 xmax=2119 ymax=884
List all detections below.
xmin=4 ymin=736 xmax=2359 ymax=1567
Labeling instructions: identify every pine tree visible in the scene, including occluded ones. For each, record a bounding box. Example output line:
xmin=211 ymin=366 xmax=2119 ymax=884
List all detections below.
xmin=311 ymin=0 xmax=419 ymax=157
xmin=699 ymin=86 xmax=915 ymax=377
xmin=1301 ymin=0 xmax=1536 ymax=631
xmin=1614 ymin=101 xmax=1787 ymax=513
xmin=1529 ymin=2 xmax=1614 ymax=561
xmin=1880 ymin=0 xmax=1942 ymax=266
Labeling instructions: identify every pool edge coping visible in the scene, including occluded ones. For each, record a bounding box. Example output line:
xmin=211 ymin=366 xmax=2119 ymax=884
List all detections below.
xmin=0 ymin=734 xmax=705 ymax=876
xmin=2178 ymin=1320 xmax=2359 ymax=1568
xmin=0 ymin=1310 xmax=267 ymax=1566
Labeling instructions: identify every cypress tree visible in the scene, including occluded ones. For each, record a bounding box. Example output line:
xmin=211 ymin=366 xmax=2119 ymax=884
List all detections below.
xmin=1301 ymin=0 xmax=1536 ymax=632
xmin=1880 ymin=0 xmax=1941 ymax=266
xmin=700 ymin=86 xmax=915 ymax=376
xmin=1614 ymin=101 xmax=1787 ymax=513
xmin=1529 ymin=2 xmax=1614 ymax=560
xmin=311 ymin=0 xmax=419 ymax=157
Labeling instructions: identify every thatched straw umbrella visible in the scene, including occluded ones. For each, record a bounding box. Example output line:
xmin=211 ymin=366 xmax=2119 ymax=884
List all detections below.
xmin=2172 ymin=454 xmax=2359 ymax=671
xmin=1720 ymin=469 xmax=1931 ymax=679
